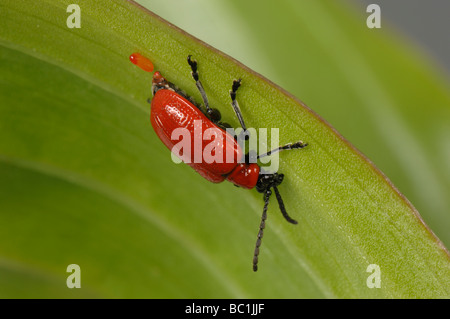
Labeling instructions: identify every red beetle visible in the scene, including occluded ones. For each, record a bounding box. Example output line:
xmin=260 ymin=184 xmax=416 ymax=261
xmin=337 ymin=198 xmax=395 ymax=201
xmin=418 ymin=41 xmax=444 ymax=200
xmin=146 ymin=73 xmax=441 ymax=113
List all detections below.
xmin=144 ymin=55 xmax=307 ymax=271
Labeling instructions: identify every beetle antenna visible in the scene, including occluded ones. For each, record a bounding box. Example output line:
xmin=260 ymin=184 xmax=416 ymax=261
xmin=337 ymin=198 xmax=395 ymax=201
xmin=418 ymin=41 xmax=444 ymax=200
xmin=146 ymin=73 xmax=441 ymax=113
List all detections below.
xmin=273 ymin=185 xmax=298 ymax=224
xmin=253 ymin=189 xmax=271 ymax=272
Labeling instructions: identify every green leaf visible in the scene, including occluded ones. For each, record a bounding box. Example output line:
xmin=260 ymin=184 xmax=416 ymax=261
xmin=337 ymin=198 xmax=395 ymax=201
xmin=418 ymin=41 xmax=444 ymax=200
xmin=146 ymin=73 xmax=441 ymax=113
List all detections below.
xmin=0 ymin=0 xmax=449 ymax=298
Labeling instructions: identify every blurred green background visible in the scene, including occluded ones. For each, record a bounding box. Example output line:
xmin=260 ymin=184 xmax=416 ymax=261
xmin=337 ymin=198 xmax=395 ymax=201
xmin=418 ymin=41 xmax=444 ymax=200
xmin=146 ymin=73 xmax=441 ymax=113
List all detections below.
xmin=1 ymin=0 xmax=449 ymax=298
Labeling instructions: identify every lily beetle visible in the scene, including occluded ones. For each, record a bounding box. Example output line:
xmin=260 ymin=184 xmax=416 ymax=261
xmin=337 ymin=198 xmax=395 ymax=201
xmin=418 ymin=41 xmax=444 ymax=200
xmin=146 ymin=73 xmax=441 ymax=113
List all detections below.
xmin=134 ymin=54 xmax=308 ymax=271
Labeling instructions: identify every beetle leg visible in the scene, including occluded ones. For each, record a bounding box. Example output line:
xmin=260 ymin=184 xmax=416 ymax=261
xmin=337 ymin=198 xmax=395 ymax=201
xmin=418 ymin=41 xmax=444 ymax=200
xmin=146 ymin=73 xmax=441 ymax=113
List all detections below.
xmin=257 ymin=141 xmax=308 ymax=160
xmin=273 ymin=185 xmax=297 ymax=224
xmin=229 ymin=79 xmax=251 ymax=141
xmin=187 ymin=55 xmax=222 ymax=123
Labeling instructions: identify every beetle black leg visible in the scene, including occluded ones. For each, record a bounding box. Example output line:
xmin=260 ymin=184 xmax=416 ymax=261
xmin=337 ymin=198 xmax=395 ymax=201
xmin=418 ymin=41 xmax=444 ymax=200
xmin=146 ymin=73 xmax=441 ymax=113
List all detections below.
xmin=187 ymin=55 xmax=222 ymax=122
xmin=253 ymin=189 xmax=271 ymax=272
xmin=230 ymin=79 xmax=250 ymax=140
xmin=273 ymin=185 xmax=297 ymax=224
xmin=257 ymin=141 xmax=308 ymax=159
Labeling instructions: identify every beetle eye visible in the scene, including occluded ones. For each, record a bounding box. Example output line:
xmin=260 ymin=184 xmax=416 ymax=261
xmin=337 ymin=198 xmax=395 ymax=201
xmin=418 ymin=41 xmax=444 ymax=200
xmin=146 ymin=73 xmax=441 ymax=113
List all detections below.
xmin=208 ymin=108 xmax=221 ymax=122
